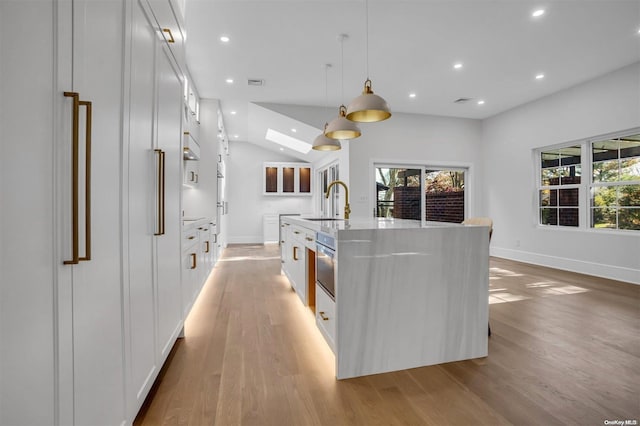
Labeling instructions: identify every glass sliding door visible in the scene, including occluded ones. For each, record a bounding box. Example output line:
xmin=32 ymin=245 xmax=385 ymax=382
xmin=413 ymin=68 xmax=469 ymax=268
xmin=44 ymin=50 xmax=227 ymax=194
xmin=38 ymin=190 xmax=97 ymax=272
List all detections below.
xmin=424 ymin=168 xmax=466 ymax=223
xmin=374 ymin=164 xmax=468 ymax=223
xmin=375 ymin=167 xmax=422 ymax=219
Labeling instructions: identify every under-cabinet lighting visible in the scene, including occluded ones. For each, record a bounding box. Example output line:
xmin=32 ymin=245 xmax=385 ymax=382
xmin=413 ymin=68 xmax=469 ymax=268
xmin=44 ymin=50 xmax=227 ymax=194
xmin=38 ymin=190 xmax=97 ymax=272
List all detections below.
xmin=265 ymin=128 xmax=311 ymax=154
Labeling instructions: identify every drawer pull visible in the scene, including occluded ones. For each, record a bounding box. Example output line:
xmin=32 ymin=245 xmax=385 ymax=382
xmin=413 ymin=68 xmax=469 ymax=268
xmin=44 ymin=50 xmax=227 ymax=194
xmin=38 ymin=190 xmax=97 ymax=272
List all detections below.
xmin=162 ymin=28 xmax=175 ymax=43
xmin=293 ymin=230 xmax=300 ymax=234
xmin=190 ymin=253 xmax=196 ymax=269
xmin=319 ymin=312 xmax=329 ymax=321
xmin=293 ymin=246 xmax=299 ymax=261
xmin=205 ymin=241 xmax=210 ymax=253
xmin=188 ymin=236 xmax=195 ymax=240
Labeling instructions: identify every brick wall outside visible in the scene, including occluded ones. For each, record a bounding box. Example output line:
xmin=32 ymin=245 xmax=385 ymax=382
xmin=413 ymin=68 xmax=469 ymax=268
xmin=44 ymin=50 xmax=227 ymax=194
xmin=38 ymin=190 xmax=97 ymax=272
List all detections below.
xmin=393 ymin=187 xmax=421 ymax=220
xmin=392 ymin=187 xmax=465 ymax=223
xmin=426 ymin=191 xmax=465 ymax=223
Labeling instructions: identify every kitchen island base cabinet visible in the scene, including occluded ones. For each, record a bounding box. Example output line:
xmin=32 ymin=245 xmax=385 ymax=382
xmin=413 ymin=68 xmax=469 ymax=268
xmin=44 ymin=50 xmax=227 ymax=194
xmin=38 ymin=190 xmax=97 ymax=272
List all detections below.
xmin=316 ymin=284 xmax=336 ymax=353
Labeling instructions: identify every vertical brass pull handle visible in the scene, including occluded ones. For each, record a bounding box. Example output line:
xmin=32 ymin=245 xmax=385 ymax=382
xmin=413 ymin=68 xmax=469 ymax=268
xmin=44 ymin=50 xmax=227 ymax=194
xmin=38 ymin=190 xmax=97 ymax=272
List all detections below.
xmin=160 ymin=150 xmax=165 ymax=235
xmin=293 ymin=246 xmax=299 ymax=261
xmin=154 ymin=149 xmax=166 ymax=235
xmin=319 ymin=312 xmax=329 ymax=321
xmin=79 ymin=100 xmax=92 ymax=261
xmin=205 ymin=241 xmax=210 ymax=253
xmin=162 ymin=28 xmax=175 ymax=43
xmin=63 ymin=92 xmax=80 ymax=265
xmin=190 ymin=253 xmax=197 ymax=269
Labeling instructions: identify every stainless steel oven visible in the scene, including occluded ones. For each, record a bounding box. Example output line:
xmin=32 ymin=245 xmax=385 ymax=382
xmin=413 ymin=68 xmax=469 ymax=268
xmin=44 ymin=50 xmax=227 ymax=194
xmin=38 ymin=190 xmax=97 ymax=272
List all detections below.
xmin=316 ymin=232 xmax=336 ymax=300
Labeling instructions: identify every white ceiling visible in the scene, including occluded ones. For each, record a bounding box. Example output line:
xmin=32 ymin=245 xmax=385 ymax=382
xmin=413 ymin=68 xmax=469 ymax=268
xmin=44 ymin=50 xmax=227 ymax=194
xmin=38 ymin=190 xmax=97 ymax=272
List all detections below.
xmin=184 ymin=0 xmax=640 ymax=160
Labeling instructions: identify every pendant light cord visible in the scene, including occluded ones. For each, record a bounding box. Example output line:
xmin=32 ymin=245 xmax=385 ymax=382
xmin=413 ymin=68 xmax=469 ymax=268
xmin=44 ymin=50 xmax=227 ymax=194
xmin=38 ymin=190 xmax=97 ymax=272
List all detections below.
xmin=365 ymin=0 xmax=369 ymax=80
xmin=340 ymin=36 xmax=345 ymax=104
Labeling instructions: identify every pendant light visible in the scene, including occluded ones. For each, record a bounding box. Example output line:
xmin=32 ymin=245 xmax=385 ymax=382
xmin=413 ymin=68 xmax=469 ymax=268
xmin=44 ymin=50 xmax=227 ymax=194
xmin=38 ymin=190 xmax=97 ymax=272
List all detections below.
xmin=313 ymin=64 xmax=341 ymax=151
xmin=346 ymin=0 xmax=391 ymax=122
xmin=325 ymin=34 xmax=361 ymax=140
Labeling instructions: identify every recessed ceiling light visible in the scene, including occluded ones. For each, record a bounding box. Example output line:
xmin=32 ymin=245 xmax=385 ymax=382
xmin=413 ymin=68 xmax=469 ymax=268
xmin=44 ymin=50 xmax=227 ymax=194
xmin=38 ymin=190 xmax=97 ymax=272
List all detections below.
xmin=535 ymin=73 xmax=545 ymax=80
xmin=453 ymin=63 xmax=463 ymax=70
xmin=220 ymin=35 xmax=230 ymax=43
xmin=532 ymin=9 xmax=545 ymax=17
xmin=279 ymin=148 xmax=284 ymax=151
xmin=230 ymin=111 xmax=236 ymax=115
xmin=477 ymin=100 xmax=485 ymax=105
xmin=225 ymin=78 xmax=234 ymax=84
xmin=409 ymin=93 xmax=416 ymax=98
xmin=291 ymin=128 xmax=297 ymax=133
xmin=233 ymin=134 xmax=239 ymax=139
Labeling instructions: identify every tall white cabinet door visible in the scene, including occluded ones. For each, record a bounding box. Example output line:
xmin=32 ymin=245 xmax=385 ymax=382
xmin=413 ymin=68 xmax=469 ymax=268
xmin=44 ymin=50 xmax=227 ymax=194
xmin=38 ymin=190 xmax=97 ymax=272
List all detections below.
xmin=65 ymin=1 xmax=126 ymax=424
xmin=125 ymin=0 xmax=159 ymax=418
xmin=154 ymin=43 xmax=184 ymax=359
xmin=0 ymin=2 xmax=57 ymax=424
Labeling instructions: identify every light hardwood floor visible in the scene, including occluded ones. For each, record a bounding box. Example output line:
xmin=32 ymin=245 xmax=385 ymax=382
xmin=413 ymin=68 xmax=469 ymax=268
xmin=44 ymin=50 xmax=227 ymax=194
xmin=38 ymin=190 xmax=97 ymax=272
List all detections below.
xmin=134 ymin=244 xmax=640 ymax=425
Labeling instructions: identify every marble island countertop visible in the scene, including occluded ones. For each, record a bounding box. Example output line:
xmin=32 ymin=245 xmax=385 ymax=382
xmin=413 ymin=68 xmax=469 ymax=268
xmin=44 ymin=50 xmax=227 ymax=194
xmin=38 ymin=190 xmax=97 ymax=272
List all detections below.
xmin=285 ymin=215 xmax=468 ymax=236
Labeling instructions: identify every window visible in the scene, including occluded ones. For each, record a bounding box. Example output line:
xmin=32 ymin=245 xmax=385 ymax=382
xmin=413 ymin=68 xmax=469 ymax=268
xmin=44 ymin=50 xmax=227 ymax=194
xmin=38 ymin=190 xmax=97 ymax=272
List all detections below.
xmin=318 ymin=162 xmax=339 ymax=217
xmin=539 ymin=146 xmax=581 ymax=227
xmin=591 ymin=135 xmax=640 ymax=230
xmin=375 ymin=165 xmax=467 ymax=223
xmin=537 ymin=130 xmax=640 ymax=231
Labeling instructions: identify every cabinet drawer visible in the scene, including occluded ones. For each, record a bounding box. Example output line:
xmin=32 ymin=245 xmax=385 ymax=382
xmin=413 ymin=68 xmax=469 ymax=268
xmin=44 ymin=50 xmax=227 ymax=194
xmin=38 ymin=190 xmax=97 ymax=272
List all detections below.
xmin=316 ymin=284 xmax=336 ymax=353
xmin=303 ymin=230 xmax=316 ymax=251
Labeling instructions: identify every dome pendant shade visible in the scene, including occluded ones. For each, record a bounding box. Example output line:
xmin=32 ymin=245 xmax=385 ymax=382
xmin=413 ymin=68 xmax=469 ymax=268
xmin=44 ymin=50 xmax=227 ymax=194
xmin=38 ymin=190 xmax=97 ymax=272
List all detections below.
xmin=324 ymin=105 xmax=361 ymax=140
xmin=312 ymin=126 xmax=342 ymax=151
xmin=346 ymin=79 xmax=391 ymax=123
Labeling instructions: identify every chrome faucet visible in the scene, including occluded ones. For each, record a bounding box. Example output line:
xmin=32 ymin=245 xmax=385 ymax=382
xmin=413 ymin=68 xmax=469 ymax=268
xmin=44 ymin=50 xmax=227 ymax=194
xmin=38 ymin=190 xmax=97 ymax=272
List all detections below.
xmin=325 ymin=180 xmax=351 ymax=219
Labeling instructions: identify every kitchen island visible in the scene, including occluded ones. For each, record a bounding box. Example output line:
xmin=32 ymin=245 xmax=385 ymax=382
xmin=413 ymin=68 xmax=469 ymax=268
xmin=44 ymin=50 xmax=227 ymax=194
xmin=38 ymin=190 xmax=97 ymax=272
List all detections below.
xmin=281 ymin=216 xmax=489 ymax=379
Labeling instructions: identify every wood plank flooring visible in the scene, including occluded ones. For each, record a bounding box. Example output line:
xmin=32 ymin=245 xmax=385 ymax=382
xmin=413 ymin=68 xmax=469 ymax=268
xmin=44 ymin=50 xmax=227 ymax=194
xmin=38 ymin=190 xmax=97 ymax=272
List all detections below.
xmin=134 ymin=244 xmax=640 ymax=425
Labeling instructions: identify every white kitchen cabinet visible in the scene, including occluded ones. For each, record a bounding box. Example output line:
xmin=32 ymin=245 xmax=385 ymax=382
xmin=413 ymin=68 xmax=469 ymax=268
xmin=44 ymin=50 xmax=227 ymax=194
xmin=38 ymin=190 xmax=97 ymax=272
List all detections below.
xmin=184 ymin=159 xmax=200 ymax=186
xmin=316 ymin=284 xmax=336 ymax=353
xmin=146 ymin=0 xmax=186 ymax=74
xmin=263 ymin=214 xmax=280 ymax=243
xmin=1 ymin=0 xmax=128 ymax=424
xmin=123 ymin=0 xmax=183 ymax=420
xmin=56 ymin=0 xmax=127 ymax=424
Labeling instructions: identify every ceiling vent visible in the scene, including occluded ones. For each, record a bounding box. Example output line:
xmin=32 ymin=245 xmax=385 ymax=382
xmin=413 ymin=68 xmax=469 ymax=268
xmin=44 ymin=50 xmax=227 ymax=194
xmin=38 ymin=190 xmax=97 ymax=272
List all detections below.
xmin=248 ymin=79 xmax=264 ymax=86
xmin=454 ymin=97 xmax=472 ymax=104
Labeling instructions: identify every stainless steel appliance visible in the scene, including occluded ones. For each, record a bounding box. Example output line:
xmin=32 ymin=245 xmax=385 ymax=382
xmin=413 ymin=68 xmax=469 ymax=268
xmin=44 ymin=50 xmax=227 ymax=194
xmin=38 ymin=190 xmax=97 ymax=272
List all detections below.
xmin=316 ymin=232 xmax=336 ymax=300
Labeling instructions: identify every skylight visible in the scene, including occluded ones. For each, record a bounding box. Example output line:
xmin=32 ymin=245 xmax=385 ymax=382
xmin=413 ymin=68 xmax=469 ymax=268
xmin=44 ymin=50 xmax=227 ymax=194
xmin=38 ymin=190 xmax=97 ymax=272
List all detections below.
xmin=265 ymin=128 xmax=311 ymax=154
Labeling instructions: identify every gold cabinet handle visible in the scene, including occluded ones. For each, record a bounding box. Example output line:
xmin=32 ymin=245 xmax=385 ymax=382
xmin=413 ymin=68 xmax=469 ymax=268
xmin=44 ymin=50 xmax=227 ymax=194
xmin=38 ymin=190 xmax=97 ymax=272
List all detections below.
xmin=190 ymin=253 xmax=197 ymax=269
xmin=293 ymin=246 xmax=299 ymax=261
xmin=305 ymin=237 xmax=314 ymax=242
xmin=162 ymin=28 xmax=175 ymax=43
xmin=293 ymin=230 xmax=300 ymax=235
xmin=188 ymin=236 xmax=195 ymax=240
xmin=205 ymin=241 xmax=210 ymax=253
xmin=319 ymin=312 xmax=329 ymax=321
xmin=63 ymin=92 xmax=92 ymax=264
xmin=154 ymin=149 xmax=165 ymax=235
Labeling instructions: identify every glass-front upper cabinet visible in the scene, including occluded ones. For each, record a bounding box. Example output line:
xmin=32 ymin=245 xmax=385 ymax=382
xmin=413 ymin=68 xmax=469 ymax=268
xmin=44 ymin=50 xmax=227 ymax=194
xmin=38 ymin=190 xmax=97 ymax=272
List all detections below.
xmin=263 ymin=162 xmax=312 ymax=196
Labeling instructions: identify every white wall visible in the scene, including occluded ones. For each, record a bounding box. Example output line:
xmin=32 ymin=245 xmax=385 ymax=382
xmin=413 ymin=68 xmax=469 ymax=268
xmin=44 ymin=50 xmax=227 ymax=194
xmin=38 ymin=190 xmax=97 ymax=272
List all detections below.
xmin=347 ymin=113 xmax=483 ymax=218
xmin=482 ymin=63 xmax=640 ymax=283
xmin=226 ymin=141 xmax=314 ymax=243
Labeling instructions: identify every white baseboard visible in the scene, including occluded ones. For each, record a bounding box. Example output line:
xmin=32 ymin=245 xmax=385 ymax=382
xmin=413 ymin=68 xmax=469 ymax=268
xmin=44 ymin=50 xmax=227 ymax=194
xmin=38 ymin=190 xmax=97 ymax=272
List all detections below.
xmin=227 ymin=235 xmax=264 ymax=244
xmin=491 ymin=247 xmax=640 ymax=285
